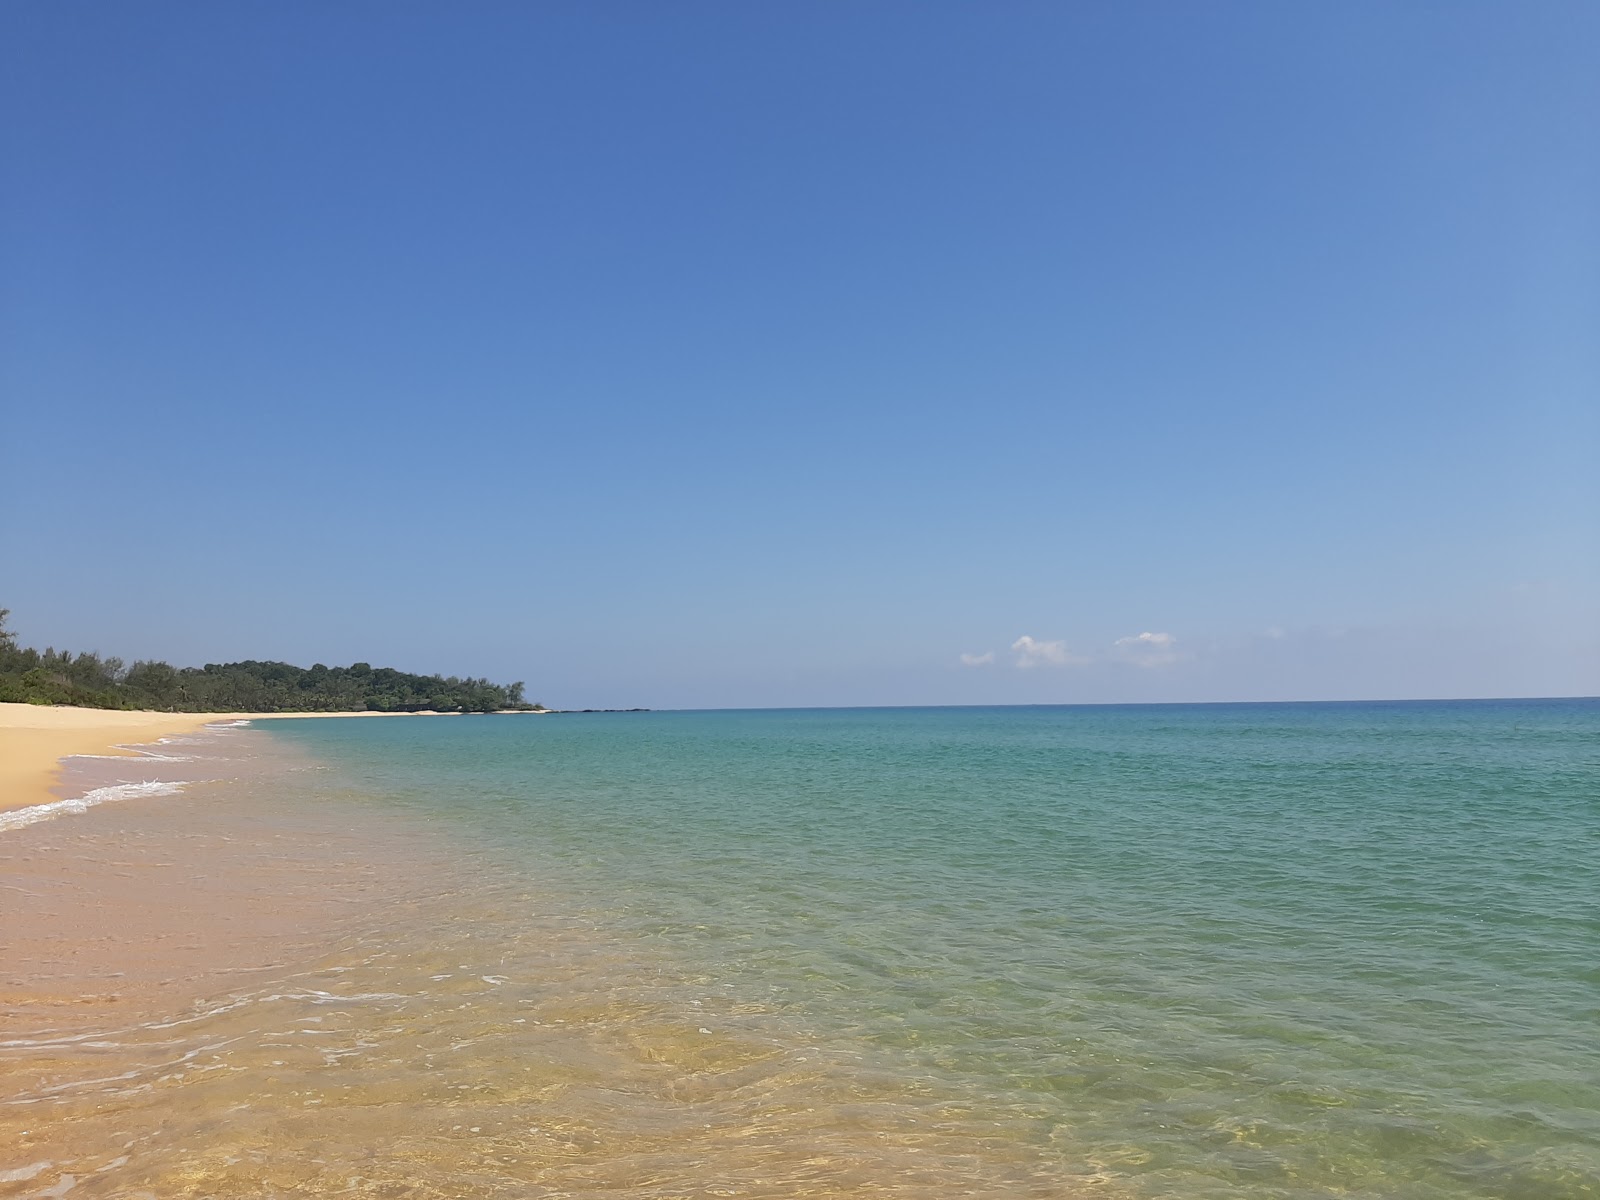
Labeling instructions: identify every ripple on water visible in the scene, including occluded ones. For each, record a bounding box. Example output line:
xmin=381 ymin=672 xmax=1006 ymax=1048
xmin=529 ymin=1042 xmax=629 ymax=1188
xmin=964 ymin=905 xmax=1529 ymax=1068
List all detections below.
xmin=4 ymin=701 xmax=1598 ymax=1199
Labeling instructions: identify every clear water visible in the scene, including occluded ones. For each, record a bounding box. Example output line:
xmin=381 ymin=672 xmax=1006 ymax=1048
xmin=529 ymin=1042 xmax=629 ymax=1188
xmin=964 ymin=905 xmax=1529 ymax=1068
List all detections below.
xmin=3 ymin=700 xmax=1596 ymax=1199
xmin=252 ymin=699 xmax=1600 ymax=1199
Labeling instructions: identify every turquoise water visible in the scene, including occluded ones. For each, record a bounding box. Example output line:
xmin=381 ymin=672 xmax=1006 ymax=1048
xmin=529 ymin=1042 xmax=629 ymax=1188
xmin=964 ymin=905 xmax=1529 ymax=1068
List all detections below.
xmin=264 ymin=700 xmax=1600 ymax=1198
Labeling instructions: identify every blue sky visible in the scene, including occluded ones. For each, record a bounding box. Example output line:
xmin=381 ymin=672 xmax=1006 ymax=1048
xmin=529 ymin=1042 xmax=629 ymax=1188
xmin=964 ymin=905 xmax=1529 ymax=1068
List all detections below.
xmin=3 ymin=3 xmax=1596 ymax=708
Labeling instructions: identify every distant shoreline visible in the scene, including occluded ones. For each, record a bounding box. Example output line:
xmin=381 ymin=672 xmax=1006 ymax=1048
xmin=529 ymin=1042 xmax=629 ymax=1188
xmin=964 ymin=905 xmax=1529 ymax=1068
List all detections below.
xmin=0 ymin=704 xmax=471 ymax=815
xmin=0 ymin=702 xmax=658 ymax=815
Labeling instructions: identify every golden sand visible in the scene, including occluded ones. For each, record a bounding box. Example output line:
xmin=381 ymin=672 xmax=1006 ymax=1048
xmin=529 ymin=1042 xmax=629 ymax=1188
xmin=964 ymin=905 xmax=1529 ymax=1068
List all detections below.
xmin=0 ymin=702 xmax=237 ymax=813
xmin=0 ymin=702 xmax=484 ymax=813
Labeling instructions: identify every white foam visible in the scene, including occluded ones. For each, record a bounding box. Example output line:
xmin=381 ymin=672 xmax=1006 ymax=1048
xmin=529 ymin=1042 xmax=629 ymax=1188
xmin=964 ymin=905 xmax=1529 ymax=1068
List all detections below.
xmin=66 ymin=753 xmax=193 ymax=763
xmin=0 ymin=1163 xmax=52 ymax=1185
xmin=35 ymin=1171 xmax=77 ymax=1198
xmin=0 ymin=781 xmax=189 ymax=835
xmin=62 ymin=738 xmax=199 ymax=766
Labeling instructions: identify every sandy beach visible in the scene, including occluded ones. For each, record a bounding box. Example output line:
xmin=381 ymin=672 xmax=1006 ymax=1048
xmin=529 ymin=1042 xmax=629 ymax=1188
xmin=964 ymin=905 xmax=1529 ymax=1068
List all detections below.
xmin=0 ymin=702 xmax=242 ymax=813
xmin=0 ymin=702 xmax=496 ymax=814
xmin=3 ymin=710 xmax=467 ymax=1107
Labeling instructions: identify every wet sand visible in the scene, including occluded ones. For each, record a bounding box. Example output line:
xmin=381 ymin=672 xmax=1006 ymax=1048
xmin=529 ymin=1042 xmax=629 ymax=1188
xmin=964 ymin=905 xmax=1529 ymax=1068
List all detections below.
xmin=0 ymin=704 xmax=236 ymax=813
xmin=0 ymin=721 xmax=1096 ymax=1198
xmin=0 ymin=703 xmax=476 ymax=815
xmin=0 ymin=726 xmax=449 ymax=1032
xmin=0 ymin=724 xmax=492 ymax=1196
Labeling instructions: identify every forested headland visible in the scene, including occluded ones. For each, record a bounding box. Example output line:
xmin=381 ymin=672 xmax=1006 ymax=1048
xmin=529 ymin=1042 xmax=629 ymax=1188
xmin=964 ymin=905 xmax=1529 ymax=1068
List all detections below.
xmin=0 ymin=610 xmax=542 ymax=713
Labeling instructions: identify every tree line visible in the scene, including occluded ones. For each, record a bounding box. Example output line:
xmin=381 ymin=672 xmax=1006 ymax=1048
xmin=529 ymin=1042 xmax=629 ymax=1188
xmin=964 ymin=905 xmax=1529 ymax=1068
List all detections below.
xmin=0 ymin=609 xmax=542 ymax=713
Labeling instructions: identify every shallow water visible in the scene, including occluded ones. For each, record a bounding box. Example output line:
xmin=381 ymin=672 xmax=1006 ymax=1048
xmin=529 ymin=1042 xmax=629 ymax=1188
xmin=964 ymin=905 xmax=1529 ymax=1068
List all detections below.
xmin=3 ymin=701 xmax=1597 ymax=1198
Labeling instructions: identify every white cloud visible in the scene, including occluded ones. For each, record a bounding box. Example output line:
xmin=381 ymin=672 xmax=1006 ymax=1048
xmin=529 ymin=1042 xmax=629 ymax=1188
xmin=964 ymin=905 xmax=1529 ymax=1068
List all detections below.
xmin=959 ymin=651 xmax=995 ymax=667
xmin=1011 ymin=635 xmax=1080 ymax=668
xmin=1115 ymin=631 xmax=1176 ymax=649
xmin=1112 ymin=631 xmax=1181 ymax=667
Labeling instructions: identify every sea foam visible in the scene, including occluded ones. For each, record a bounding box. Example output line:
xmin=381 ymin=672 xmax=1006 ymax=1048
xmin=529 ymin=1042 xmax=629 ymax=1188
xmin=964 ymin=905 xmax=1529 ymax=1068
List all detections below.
xmin=0 ymin=780 xmax=189 ymax=834
xmin=66 ymin=752 xmax=193 ymax=763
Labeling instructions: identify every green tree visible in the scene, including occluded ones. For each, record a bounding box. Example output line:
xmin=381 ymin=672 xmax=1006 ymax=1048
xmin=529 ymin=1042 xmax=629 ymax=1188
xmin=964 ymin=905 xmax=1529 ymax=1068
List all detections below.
xmin=0 ymin=606 xmax=542 ymax=713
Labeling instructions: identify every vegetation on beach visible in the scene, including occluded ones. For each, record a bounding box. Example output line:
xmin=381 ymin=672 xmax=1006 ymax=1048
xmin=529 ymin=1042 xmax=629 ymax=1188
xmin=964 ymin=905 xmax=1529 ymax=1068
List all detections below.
xmin=0 ymin=609 xmax=542 ymax=713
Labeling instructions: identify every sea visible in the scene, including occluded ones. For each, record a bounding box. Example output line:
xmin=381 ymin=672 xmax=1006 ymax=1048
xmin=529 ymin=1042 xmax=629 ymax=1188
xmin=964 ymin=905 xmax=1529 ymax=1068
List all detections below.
xmin=2 ymin=699 xmax=1596 ymax=1199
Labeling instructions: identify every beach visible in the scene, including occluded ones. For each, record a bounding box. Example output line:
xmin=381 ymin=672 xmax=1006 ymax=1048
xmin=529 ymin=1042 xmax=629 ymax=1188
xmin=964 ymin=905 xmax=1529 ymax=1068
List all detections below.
xmin=2 ymin=701 xmax=1596 ymax=1198
xmin=0 ymin=702 xmax=493 ymax=817
xmin=0 ymin=715 xmax=502 ymax=1198
xmin=0 ymin=704 xmax=487 ymax=1040
xmin=0 ymin=703 xmax=240 ymax=814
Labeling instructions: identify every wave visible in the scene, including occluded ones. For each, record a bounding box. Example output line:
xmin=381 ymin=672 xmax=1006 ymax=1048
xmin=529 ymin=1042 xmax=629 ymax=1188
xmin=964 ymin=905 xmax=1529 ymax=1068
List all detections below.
xmin=0 ymin=780 xmax=191 ymax=835
xmin=63 ymin=737 xmax=212 ymax=765
xmin=65 ymin=752 xmax=193 ymax=763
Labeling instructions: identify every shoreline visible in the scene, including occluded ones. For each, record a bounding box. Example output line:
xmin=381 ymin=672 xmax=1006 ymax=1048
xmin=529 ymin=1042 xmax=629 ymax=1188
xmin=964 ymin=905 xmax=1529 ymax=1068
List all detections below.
xmin=0 ymin=702 xmax=507 ymax=815
xmin=0 ymin=717 xmax=466 ymax=1055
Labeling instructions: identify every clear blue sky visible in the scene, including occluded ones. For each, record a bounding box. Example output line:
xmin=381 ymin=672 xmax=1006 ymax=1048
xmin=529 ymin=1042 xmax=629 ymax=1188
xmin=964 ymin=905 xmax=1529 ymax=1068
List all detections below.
xmin=3 ymin=3 xmax=1596 ymax=708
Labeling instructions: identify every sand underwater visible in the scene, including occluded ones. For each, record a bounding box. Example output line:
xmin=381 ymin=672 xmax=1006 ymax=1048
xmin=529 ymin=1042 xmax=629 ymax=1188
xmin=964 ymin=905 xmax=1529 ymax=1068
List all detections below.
xmin=3 ymin=700 xmax=1597 ymax=1199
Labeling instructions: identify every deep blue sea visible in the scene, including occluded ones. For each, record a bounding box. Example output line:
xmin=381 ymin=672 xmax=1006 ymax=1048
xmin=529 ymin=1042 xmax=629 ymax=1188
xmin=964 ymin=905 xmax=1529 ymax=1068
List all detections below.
xmin=5 ymin=700 xmax=1595 ymax=1199
xmin=252 ymin=699 xmax=1599 ymax=1199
